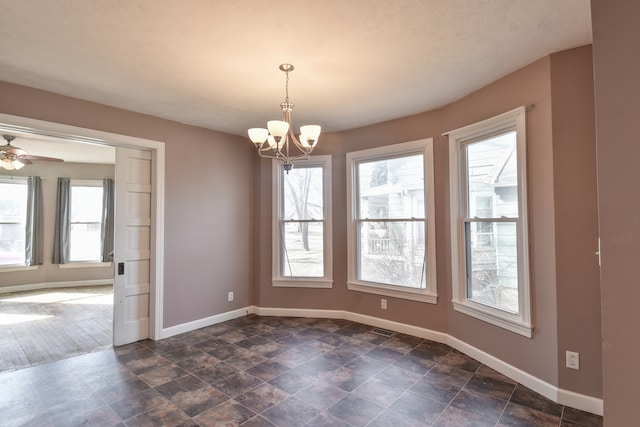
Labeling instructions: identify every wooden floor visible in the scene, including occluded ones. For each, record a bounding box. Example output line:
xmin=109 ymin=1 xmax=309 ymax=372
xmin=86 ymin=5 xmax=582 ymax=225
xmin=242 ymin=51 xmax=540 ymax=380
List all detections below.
xmin=0 ymin=285 xmax=113 ymax=372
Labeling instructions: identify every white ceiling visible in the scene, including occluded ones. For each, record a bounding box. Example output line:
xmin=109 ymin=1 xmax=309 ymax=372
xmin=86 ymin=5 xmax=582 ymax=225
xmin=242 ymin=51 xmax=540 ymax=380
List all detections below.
xmin=0 ymin=131 xmax=115 ymax=165
xmin=0 ymin=0 xmax=592 ymax=160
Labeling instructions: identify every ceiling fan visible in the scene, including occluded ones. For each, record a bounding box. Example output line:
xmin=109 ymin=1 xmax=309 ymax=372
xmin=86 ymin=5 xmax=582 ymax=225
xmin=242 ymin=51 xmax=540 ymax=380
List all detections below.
xmin=0 ymin=135 xmax=64 ymax=170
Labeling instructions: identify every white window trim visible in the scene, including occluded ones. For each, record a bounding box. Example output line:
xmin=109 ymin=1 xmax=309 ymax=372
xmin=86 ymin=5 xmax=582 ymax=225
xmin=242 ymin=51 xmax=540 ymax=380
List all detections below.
xmin=272 ymin=156 xmax=333 ymax=288
xmin=0 ymin=176 xmax=28 ymax=184
xmin=346 ymin=138 xmax=437 ymax=303
xmin=70 ymin=179 xmax=102 ymax=188
xmin=446 ymin=106 xmax=532 ymax=337
xmin=60 ymin=261 xmax=112 ymax=269
xmin=0 ymin=265 xmax=38 ymax=273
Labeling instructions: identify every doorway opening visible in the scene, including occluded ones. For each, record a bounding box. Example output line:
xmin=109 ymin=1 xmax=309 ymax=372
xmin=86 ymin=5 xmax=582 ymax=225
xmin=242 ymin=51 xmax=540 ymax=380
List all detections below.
xmin=0 ymin=113 xmax=165 ymax=371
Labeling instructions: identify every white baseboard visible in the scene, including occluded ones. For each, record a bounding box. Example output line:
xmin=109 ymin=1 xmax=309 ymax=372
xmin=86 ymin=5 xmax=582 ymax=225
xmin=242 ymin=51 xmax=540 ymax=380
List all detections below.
xmin=557 ymin=388 xmax=604 ymax=417
xmin=0 ymin=279 xmax=113 ymax=295
xmin=162 ymin=307 xmax=251 ymax=338
xmin=168 ymin=304 xmax=603 ymax=416
xmin=448 ymin=336 xmax=603 ymax=415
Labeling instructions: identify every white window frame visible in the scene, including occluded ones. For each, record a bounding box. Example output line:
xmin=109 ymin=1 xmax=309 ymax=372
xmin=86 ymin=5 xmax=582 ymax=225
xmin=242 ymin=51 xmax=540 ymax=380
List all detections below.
xmin=0 ymin=175 xmax=29 ymax=269
xmin=346 ymin=138 xmax=437 ymax=303
xmin=272 ymin=156 xmax=333 ymax=288
xmin=68 ymin=179 xmax=104 ymax=264
xmin=447 ymin=106 xmax=532 ymax=337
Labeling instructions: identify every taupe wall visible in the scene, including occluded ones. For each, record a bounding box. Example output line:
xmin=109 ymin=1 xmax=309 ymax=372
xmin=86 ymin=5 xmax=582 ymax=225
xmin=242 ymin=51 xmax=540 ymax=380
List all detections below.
xmin=1 ymin=161 xmax=115 ymax=288
xmin=591 ymin=0 xmax=640 ymax=422
xmin=0 ymin=43 xmax=602 ymax=401
xmin=0 ymin=82 xmax=254 ymax=328
xmin=550 ymin=46 xmax=601 ymax=398
xmin=254 ymin=47 xmax=601 ymax=396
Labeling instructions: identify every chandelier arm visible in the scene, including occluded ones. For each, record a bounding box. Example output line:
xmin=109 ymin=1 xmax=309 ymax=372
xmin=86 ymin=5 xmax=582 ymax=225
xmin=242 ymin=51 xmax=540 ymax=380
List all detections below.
xmin=284 ymin=152 xmax=312 ymax=163
xmin=256 ymin=145 xmax=310 ymax=163
xmin=281 ymin=108 xmax=312 ymax=154
xmin=286 ymin=126 xmax=307 ymax=152
xmin=258 ymin=144 xmax=282 ymax=157
xmin=256 ymin=149 xmax=281 ymax=161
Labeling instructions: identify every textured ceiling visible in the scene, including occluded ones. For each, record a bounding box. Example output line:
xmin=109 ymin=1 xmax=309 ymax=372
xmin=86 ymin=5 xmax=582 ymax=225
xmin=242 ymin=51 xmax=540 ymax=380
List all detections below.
xmin=0 ymin=0 xmax=592 ymax=140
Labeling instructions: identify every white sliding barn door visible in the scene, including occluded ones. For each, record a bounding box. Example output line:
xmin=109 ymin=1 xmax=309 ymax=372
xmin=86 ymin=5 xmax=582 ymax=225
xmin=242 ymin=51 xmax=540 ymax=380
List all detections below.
xmin=113 ymin=147 xmax=153 ymax=346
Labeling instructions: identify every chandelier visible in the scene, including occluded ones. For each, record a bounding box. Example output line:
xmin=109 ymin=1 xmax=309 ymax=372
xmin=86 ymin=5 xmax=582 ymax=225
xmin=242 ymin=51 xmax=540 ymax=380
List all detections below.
xmin=248 ymin=64 xmax=321 ymax=172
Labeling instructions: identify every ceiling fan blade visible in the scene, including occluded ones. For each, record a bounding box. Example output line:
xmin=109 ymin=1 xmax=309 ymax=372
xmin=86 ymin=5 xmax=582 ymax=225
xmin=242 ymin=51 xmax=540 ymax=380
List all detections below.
xmin=0 ymin=145 xmax=26 ymax=155
xmin=19 ymin=155 xmax=64 ymax=162
xmin=17 ymin=157 xmax=33 ymax=165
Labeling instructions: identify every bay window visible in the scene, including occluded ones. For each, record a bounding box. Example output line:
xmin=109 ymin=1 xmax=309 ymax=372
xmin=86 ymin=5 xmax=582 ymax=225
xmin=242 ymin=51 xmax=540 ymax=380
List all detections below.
xmin=272 ymin=156 xmax=332 ymax=287
xmin=346 ymin=138 xmax=437 ymax=303
xmin=447 ymin=106 xmax=532 ymax=337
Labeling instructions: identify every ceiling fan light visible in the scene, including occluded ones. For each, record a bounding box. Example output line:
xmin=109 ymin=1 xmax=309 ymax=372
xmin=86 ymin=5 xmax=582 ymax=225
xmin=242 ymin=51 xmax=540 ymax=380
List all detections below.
xmin=248 ymin=128 xmax=269 ymax=146
xmin=1 ymin=158 xmax=15 ymax=170
xmin=13 ymin=159 xmax=25 ymax=170
xmin=267 ymin=120 xmax=289 ymax=138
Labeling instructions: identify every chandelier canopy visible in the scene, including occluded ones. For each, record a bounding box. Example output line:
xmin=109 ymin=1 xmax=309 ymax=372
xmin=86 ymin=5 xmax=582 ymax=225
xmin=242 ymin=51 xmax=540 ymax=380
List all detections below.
xmin=248 ymin=64 xmax=321 ymax=172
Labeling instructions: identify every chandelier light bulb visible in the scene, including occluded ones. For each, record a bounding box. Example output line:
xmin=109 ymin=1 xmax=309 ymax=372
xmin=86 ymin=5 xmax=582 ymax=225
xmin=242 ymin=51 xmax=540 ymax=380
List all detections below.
xmin=300 ymin=125 xmax=321 ymax=148
xmin=248 ymin=128 xmax=269 ymax=147
xmin=267 ymin=120 xmax=289 ymax=138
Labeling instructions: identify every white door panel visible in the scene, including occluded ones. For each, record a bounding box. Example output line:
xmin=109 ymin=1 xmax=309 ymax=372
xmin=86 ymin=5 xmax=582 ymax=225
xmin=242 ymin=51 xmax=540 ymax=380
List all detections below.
xmin=114 ymin=147 xmax=152 ymax=346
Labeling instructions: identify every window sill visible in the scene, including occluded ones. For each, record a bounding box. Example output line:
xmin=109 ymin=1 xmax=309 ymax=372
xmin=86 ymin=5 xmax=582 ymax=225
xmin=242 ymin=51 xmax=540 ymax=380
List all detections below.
xmin=0 ymin=265 xmax=38 ymax=273
xmin=452 ymin=299 xmax=533 ymax=338
xmin=347 ymin=280 xmax=437 ymax=304
xmin=272 ymin=278 xmax=333 ymax=289
xmin=60 ymin=262 xmax=112 ymax=269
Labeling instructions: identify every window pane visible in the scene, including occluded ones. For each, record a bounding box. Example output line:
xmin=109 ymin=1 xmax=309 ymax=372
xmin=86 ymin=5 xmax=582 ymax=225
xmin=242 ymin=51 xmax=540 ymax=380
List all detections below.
xmin=358 ymin=220 xmax=426 ymax=288
xmin=71 ymin=186 xmax=103 ymax=222
xmin=465 ymin=220 xmax=518 ymax=313
xmin=70 ymin=223 xmax=102 ymax=261
xmin=283 ymin=166 xmax=323 ymax=220
xmin=70 ymin=185 xmax=103 ymax=262
xmin=358 ymin=154 xmax=424 ymax=219
xmin=281 ymin=221 xmax=324 ymax=277
xmin=466 ymin=132 xmax=518 ymax=218
xmin=0 ymin=182 xmax=27 ymax=265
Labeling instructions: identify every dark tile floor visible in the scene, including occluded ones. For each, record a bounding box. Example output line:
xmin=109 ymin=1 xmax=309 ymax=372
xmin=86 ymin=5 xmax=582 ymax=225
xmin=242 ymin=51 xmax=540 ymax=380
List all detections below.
xmin=0 ymin=315 xmax=603 ymax=426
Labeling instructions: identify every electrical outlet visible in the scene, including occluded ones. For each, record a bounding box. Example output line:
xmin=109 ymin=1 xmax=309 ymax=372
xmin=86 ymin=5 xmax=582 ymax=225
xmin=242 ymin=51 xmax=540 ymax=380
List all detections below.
xmin=566 ymin=351 xmax=580 ymax=370
xmin=228 ymin=291 xmax=234 ymax=302
xmin=381 ymin=298 xmax=387 ymax=310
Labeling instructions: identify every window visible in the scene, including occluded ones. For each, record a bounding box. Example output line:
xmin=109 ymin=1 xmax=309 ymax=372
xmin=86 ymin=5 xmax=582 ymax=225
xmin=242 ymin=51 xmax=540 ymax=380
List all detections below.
xmin=346 ymin=138 xmax=437 ymax=303
xmin=272 ymin=156 xmax=332 ymax=287
xmin=447 ymin=106 xmax=532 ymax=337
xmin=69 ymin=180 xmax=103 ymax=262
xmin=0 ymin=178 xmax=27 ymax=266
